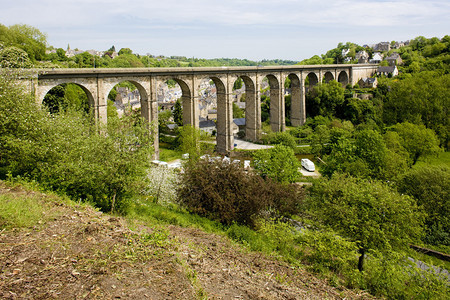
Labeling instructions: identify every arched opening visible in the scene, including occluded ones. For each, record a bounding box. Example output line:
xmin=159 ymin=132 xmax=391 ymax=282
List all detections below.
xmin=231 ymin=77 xmax=246 ymax=138
xmin=338 ymin=71 xmax=349 ymax=87
xmin=286 ymin=74 xmax=303 ymax=127
xmin=305 ymin=72 xmax=319 ymax=92
xmin=106 ymin=80 xmax=154 ymax=142
xmin=204 ymin=77 xmax=229 ymax=153
xmin=43 ymin=83 xmax=91 ymax=115
xmin=198 ymin=78 xmax=217 ymax=130
xmin=156 ymin=79 xmax=182 ymax=133
xmin=305 ymin=72 xmax=320 ymax=118
xmin=323 ymin=72 xmax=334 ymax=83
xmin=107 ymin=81 xmax=143 ymax=119
xmin=260 ymin=76 xmax=270 ymax=126
xmin=229 ymin=75 xmax=258 ymax=141
xmin=261 ymin=75 xmax=283 ymax=133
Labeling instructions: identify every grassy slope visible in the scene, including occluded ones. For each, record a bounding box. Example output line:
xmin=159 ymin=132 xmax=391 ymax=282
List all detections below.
xmin=0 ymin=181 xmax=373 ymax=299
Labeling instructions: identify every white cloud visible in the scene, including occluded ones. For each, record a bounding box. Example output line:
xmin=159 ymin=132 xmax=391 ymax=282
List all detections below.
xmin=5 ymin=0 xmax=449 ymax=27
xmin=1 ymin=0 xmax=449 ymax=60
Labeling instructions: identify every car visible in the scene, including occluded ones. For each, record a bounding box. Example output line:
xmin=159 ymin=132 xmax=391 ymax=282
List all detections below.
xmin=301 ymin=158 xmax=315 ymax=172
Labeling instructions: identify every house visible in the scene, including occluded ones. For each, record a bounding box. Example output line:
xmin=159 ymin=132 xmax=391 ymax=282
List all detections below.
xmin=385 ymin=52 xmax=403 ymax=66
xmin=392 ymin=41 xmax=409 ymax=49
xmin=233 ymin=118 xmax=246 ymax=136
xmin=86 ymin=49 xmax=104 ymax=57
xmin=207 ymin=109 xmax=217 ymax=120
xmin=65 ymin=48 xmax=84 ymax=58
xmin=358 ymin=77 xmax=378 ymax=88
xmin=370 ymin=52 xmax=383 ymax=64
xmin=377 ymin=66 xmax=398 ymax=77
xmin=374 ymin=42 xmax=391 ymax=52
xmin=356 ymin=50 xmax=369 ymax=64
xmin=341 ymin=49 xmax=350 ymax=58
xmin=199 ymin=119 xmax=216 ymax=135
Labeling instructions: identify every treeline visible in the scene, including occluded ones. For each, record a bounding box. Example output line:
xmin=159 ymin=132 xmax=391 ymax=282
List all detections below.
xmin=45 ymin=49 xmax=298 ymax=69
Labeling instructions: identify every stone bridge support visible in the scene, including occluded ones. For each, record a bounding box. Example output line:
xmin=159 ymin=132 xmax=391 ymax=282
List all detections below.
xmin=289 ymin=73 xmax=304 ymax=127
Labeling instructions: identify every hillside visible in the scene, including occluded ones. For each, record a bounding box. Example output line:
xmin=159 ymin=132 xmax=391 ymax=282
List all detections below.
xmin=0 ymin=181 xmax=374 ymax=299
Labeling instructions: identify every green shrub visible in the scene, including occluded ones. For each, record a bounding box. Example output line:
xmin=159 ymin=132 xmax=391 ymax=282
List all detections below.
xmin=226 ymin=223 xmax=271 ymax=252
xmin=0 ymin=193 xmax=45 ymax=229
xmin=359 ymin=251 xmax=450 ymax=299
xmin=0 ymin=71 xmax=154 ymax=214
xmin=297 ymin=229 xmax=358 ymax=275
xmin=256 ymin=218 xmax=302 ymax=259
xmin=398 ymin=165 xmax=450 ymax=246
xmin=177 ymin=159 xmax=304 ymax=226
xmin=253 ymin=144 xmax=300 ymax=183
xmin=260 ymin=131 xmax=297 ymax=149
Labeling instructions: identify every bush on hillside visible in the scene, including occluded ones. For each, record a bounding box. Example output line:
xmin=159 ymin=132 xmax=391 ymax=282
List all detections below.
xmin=398 ymin=165 xmax=450 ymax=246
xmin=176 ymin=159 xmax=304 ymax=227
xmin=0 ymin=71 xmax=154 ymax=213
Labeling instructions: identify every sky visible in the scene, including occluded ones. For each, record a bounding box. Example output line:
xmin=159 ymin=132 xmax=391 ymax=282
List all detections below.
xmin=1 ymin=0 xmax=449 ymax=61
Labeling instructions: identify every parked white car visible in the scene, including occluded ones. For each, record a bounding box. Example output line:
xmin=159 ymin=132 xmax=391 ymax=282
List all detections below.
xmin=301 ymin=158 xmax=315 ymax=172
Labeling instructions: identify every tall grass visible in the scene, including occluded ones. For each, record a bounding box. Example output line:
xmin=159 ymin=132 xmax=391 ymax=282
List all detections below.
xmin=0 ymin=193 xmax=45 ymax=229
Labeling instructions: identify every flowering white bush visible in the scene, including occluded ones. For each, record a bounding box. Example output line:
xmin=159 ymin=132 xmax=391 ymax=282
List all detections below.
xmin=146 ymin=166 xmax=179 ymax=205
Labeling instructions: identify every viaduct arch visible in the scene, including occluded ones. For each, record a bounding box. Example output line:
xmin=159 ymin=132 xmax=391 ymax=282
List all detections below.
xmin=30 ymin=64 xmax=377 ymax=156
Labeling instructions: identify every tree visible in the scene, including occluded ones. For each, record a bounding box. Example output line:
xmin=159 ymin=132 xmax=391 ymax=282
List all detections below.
xmin=391 ymin=122 xmax=441 ymax=164
xmin=178 ymin=125 xmax=201 ymax=161
xmin=158 ymin=109 xmax=172 ymax=133
xmin=232 ymin=102 xmax=245 ymax=118
xmin=74 ymin=52 xmax=95 ymax=68
xmin=0 ymin=46 xmax=33 ymax=68
xmin=118 ymin=48 xmax=133 ymax=56
xmin=43 ymin=85 xmax=66 ymax=113
xmin=233 ymin=77 xmax=243 ymax=90
xmin=342 ymin=98 xmax=379 ymax=125
xmin=1 ymin=24 xmax=47 ymax=61
xmin=399 ymin=166 xmax=450 ymax=246
xmin=306 ymin=80 xmax=345 ymax=119
xmin=310 ymin=125 xmax=331 ymax=157
xmin=382 ymin=72 xmax=449 ymax=148
xmin=173 ymin=99 xmax=183 ymax=126
xmin=252 ymin=144 xmax=300 ymax=183
xmin=0 ymin=71 xmax=153 ymax=213
xmin=109 ymin=54 xmax=144 ymax=68
xmin=307 ymin=174 xmax=424 ymax=271
xmin=354 ymin=129 xmax=387 ymax=176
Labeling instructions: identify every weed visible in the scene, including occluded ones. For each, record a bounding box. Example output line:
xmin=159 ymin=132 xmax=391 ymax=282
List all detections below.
xmin=176 ymin=254 xmax=208 ymax=300
xmin=0 ymin=193 xmax=46 ymax=229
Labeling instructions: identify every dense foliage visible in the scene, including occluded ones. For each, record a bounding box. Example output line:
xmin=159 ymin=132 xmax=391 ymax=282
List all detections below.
xmin=398 ymin=166 xmax=450 ymax=246
xmin=252 ymin=144 xmax=300 ymax=183
xmin=306 ymin=173 xmax=424 ymax=271
xmin=177 ymin=159 xmax=304 ymax=227
xmin=0 ymin=71 xmax=154 ymax=213
xmin=0 ymin=24 xmax=47 ymax=61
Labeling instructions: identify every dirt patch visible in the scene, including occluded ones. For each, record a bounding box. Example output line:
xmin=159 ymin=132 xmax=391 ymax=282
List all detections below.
xmin=0 ymin=183 xmax=374 ymax=299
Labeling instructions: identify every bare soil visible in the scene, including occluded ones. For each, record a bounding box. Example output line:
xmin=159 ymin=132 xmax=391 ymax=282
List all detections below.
xmin=0 ymin=183 xmax=375 ymax=299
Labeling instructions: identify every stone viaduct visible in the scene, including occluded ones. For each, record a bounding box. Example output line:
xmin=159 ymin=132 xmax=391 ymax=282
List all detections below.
xmin=30 ymin=64 xmax=377 ymax=156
